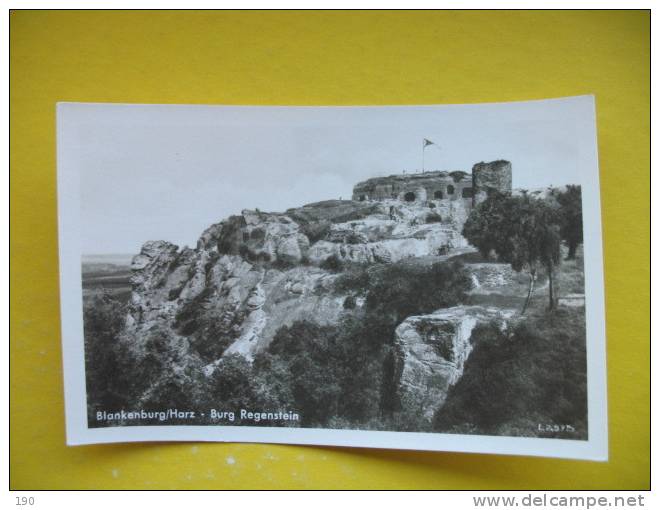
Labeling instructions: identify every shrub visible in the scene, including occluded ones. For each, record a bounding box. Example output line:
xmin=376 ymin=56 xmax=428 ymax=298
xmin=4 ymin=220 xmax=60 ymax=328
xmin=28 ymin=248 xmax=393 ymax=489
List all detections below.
xmin=290 ymin=220 xmax=331 ymax=244
xmin=188 ymin=316 xmax=237 ymax=360
xmin=344 ymin=232 xmax=365 ymax=244
xmin=83 ymin=294 xmax=133 ymax=419
xmin=250 ymin=228 xmax=266 ymax=241
xmin=450 ymin=170 xmax=469 ymax=183
xmin=320 ymin=254 xmax=344 ymax=272
xmin=256 ymin=318 xmax=386 ymax=427
xmin=272 ymin=257 xmax=295 ymax=270
xmin=206 ymin=355 xmax=259 ymax=410
xmin=334 ymin=264 xmax=371 ymax=294
xmin=426 ymin=212 xmax=442 ymax=223
xmin=433 ymin=308 xmax=587 ymax=439
xmin=343 ymin=295 xmax=357 ymax=309
xmin=238 ymin=244 xmax=251 ymax=260
xmin=365 ymin=260 xmax=471 ymax=324
xmin=173 ymin=286 xmax=213 ymax=335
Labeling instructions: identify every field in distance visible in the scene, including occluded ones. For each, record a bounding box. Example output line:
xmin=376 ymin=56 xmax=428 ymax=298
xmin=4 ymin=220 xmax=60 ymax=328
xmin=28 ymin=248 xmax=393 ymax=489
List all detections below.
xmin=82 ymin=254 xmax=133 ymax=303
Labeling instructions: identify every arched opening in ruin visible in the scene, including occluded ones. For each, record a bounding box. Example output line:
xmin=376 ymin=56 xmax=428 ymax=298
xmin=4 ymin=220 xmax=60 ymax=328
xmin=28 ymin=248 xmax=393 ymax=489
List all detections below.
xmin=446 ymin=185 xmax=455 ymax=195
xmin=462 ymin=187 xmax=473 ymax=198
xmin=358 ymin=194 xmax=366 ymax=201
xmin=433 ymin=190 xmax=444 ymax=199
xmin=404 ymin=192 xmax=416 ymax=202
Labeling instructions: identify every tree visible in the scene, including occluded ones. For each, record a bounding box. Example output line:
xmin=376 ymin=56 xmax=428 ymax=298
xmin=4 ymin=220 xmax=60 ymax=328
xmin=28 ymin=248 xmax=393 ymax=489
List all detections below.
xmin=553 ymin=185 xmax=583 ymax=259
xmin=83 ymin=293 xmax=134 ymax=415
xmin=463 ymin=192 xmax=562 ymax=312
xmin=365 ymin=261 xmax=471 ymax=324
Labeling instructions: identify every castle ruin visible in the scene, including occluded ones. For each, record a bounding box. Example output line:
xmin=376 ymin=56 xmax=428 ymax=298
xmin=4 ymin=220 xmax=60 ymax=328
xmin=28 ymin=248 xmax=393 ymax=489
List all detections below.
xmin=352 ymin=160 xmax=512 ymax=210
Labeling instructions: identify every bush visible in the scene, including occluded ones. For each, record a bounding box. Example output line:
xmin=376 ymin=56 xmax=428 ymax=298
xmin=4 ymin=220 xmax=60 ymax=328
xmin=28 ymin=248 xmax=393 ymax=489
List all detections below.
xmin=83 ymin=294 xmax=133 ymax=421
xmin=272 ymin=257 xmax=295 ymax=270
xmin=433 ymin=308 xmax=587 ymax=439
xmin=343 ymin=295 xmax=357 ymax=309
xmin=238 ymin=244 xmax=251 ymax=260
xmin=173 ymin=286 xmax=213 ymax=335
xmin=206 ymin=355 xmax=259 ymax=410
xmin=250 ymin=228 xmax=266 ymax=241
xmin=256 ymin=318 xmax=387 ymax=427
xmin=256 ymin=322 xmax=343 ymax=426
xmin=426 ymin=212 xmax=442 ymax=223
xmin=334 ymin=264 xmax=371 ymax=294
xmin=365 ymin=261 xmax=472 ymax=324
xmin=344 ymin=232 xmax=365 ymax=244
xmin=320 ymin=254 xmax=344 ymax=272
xmin=301 ymin=222 xmax=331 ymax=244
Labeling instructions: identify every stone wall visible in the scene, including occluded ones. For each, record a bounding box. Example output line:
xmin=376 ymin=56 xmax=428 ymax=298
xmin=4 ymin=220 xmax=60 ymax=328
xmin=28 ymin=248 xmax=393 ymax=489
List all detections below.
xmin=352 ymin=170 xmax=473 ymax=203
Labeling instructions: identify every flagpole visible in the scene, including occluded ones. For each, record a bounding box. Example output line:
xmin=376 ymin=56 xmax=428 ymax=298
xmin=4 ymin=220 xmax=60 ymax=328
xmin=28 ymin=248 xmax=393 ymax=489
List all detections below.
xmin=422 ymin=139 xmax=425 ymax=173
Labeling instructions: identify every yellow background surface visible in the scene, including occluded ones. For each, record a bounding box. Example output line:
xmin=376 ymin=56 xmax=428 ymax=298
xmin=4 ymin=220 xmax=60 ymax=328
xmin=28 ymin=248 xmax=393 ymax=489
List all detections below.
xmin=10 ymin=10 xmax=650 ymax=489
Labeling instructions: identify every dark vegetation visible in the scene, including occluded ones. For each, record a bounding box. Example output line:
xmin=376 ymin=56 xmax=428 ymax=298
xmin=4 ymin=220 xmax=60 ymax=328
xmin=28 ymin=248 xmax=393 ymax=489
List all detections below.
xmin=286 ymin=200 xmax=380 ymax=243
xmin=84 ymin=188 xmax=586 ymax=435
xmin=84 ymin=293 xmax=134 ymax=418
xmin=449 ymin=170 xmax=470 ymax=183
xmin=551 ymin=185 xmax=583 ymax=260
xmin=434 ymin=307 xmax=587 ymax=439
xmin=84 ymin=260 xmax=472 ymax=429
xmin=319 ymin=254 xmax=344 ymax=272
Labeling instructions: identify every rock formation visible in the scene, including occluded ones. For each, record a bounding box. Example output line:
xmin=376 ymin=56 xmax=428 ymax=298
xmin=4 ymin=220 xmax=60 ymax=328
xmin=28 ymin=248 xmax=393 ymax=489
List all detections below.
xmin=394 ymin=306 xmax=515 ymax=420
xmin=121 ymin=164 xmax=518 ymax=421
xmin=124 ymin=197 xmax=478 ymax=363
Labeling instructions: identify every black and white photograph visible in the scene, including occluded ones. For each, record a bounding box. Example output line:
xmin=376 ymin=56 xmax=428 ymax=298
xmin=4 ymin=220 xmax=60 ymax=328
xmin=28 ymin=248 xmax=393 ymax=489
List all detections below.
xmin=57 ymin=97 xmax=607 ymax=459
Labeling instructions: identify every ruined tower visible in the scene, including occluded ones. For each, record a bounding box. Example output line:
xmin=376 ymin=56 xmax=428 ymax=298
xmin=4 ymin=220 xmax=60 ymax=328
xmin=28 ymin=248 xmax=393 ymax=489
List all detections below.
xmin=471 ymin=160 xmax=512 ymax=205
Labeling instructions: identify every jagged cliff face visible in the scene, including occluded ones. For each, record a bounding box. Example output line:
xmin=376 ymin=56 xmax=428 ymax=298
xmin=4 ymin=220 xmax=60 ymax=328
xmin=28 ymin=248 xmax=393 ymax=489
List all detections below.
xmin=126 ymin=198 xmax=473 ymax=359
xmin=394 ymin=306 xmax=514 ymax=420
xmin=127 ymin=240 xmax=344 ymax=363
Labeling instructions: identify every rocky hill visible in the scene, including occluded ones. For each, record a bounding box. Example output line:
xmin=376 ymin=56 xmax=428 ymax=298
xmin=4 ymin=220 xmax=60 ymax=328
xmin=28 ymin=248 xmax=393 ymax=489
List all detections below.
xmin=120 ymin=197 xmax=521 ymax=421
xmin=83 ymin=179 xmax=587 ymax=438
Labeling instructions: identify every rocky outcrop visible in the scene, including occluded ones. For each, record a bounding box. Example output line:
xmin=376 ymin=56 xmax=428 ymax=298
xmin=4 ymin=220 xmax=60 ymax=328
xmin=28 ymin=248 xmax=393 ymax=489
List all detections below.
xmin=126 ymin=238 xmax=346 ymax=367
xmin=124 ymin=198 xmax=480 ymax=369
xmin=198 ymin=209 xmax=310 ymax=264
xmin=466 ymin=263 xmax=514 ymax=290
xmin=393 ymin=306 xmax=514 ymax=420
xmin=307 ymin=200 xmax=469 ymax=265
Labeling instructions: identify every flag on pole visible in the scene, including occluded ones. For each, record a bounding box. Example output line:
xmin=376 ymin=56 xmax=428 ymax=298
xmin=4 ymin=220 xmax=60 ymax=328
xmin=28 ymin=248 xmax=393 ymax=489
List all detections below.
xmin=422 ymin=139 xmax=439 ymax=172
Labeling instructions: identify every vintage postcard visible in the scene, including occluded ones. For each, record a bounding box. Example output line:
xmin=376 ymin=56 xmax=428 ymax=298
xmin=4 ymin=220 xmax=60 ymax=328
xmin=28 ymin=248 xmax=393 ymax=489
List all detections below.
xmin=57 ymin=97 xmax=607 ymax=459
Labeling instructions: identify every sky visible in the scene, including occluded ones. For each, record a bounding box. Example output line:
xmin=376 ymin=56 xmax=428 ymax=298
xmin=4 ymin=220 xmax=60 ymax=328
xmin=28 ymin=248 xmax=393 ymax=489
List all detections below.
xmin=64 ymin=97 xmax=594 ymax=254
